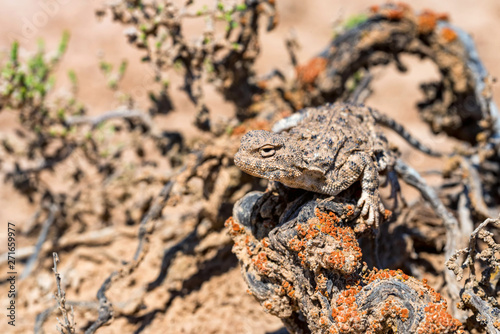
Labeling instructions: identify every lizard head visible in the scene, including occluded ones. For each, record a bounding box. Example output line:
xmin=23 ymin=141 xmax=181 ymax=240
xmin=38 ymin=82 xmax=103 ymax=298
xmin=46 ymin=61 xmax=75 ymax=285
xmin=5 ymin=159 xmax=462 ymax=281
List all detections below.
xmin=234 ymin=130 xmax=306 ymax=182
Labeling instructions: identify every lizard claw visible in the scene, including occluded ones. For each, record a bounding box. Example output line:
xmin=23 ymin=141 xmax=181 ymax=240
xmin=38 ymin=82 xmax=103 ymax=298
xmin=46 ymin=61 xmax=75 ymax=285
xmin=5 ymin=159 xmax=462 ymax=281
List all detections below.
xmin=357 ymin=190 xmax=385 ymax=229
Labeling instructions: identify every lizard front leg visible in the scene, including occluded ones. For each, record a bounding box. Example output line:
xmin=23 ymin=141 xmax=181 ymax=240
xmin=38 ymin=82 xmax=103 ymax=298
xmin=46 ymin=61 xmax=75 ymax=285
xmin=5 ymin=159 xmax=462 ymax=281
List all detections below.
xmin=322 ymin=152 xmax=385 ymax=228
xmin=357 ymin=157 xmax=385 ymax=229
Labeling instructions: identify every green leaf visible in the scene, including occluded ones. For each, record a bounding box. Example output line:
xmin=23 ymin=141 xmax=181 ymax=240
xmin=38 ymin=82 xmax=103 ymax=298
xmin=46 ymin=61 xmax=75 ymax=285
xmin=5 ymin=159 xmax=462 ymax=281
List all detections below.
xmin=174 ymin=59 xmax=183 ymax=70
xmin=99 ymin=61 xmax=112 ymax=74
xmin=10 ymin=41 xmax=19 ymax=64
xmin=57 ymin=108 xmax=66 ymax=120
xmin=236 ymin=4 xmax=247 ymax=11
xmin=57 ymin=30 xmax=70 ymax=57
xmin=204 ymin=58 xmax=214 ymax=73
xmin=118 ymin=60 xmax=128 ymax=77
xmin=343 ymin=14 xmax=368 ymax=30
xmin=37 ymin=38 xmax=45 ymax=52
xmin=68 ymin=70 xmax=77 ymax=88
xmin=107 ymin=79 xmax=117 ymax=89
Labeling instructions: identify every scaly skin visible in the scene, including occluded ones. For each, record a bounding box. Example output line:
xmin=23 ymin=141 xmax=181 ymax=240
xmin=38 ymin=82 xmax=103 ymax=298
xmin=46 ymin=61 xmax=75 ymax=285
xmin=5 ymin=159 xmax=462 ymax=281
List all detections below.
xmin=234 ymin=103 xmax=396 ymax=228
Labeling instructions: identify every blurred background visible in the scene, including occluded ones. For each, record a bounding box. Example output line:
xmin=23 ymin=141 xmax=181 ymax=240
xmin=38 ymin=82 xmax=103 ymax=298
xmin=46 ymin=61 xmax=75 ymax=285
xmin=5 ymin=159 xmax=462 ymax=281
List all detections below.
xmin=1 ymin=1 xmax=499 ymax=333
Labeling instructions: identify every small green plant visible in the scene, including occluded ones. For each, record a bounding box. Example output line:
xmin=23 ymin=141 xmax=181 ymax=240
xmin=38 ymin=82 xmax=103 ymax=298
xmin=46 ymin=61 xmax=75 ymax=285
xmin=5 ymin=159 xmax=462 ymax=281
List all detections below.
xmin=99 ymin=59 xmax=128 ymax=90
xmin=0 ymin=31 xmax=69 ymax=111
xmin=343 ymin=13 xmax=368 ymax=29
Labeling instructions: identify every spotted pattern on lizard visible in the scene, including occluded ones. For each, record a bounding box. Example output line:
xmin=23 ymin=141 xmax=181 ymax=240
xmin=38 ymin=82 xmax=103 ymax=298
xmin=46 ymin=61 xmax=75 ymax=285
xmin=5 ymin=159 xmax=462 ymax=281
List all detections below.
xmin=234 ymin=103 xmax=398 ymax=229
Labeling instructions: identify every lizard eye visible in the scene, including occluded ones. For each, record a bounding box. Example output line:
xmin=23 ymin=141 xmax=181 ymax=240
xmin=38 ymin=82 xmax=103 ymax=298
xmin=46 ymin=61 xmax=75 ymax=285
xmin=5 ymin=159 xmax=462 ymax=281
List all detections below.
xmin=259 ymin=145 xmax=276 ymax=157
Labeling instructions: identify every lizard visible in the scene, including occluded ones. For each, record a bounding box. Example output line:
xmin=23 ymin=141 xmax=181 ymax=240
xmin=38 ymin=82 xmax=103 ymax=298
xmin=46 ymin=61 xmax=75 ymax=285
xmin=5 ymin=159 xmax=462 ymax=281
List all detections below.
xmin=234 ymin=102 xmax=443 ymax=229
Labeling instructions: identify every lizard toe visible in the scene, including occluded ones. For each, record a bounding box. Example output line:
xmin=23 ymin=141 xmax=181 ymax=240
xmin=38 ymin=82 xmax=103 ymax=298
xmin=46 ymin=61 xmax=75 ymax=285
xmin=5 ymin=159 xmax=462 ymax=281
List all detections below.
xmin=357 ymin=192 xmax=384 ymax=229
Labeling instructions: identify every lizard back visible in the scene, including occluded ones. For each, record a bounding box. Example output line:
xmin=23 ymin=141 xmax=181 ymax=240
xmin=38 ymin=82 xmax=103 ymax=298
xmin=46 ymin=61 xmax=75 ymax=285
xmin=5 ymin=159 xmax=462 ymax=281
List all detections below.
xmin=284 ymin=103 xmax=395 ymax=173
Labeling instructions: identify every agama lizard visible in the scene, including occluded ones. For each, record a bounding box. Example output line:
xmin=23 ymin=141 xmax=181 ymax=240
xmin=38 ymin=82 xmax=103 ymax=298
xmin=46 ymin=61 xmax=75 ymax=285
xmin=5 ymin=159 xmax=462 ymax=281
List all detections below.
xmin=235 ymin=103 xmax=442 ymax=228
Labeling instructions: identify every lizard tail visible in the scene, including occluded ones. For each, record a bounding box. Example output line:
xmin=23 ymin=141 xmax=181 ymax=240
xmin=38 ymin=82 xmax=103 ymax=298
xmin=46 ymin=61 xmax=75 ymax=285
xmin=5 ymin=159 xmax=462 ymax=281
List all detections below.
xmin=369 ymin=107 xmax=444 ymax=157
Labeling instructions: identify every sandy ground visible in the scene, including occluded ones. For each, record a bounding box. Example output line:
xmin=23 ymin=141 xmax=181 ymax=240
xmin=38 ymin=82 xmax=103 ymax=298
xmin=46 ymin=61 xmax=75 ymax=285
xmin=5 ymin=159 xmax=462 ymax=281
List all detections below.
xmin=0 ymin=0 xmax=500 ymax=333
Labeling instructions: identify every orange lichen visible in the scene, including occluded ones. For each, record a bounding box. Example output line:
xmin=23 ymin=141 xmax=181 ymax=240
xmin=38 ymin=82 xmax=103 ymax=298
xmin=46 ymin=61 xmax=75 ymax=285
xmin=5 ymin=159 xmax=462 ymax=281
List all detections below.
xmin=436 ymin=12 xmax=449 ymax=21
xmin=441 ymin=27 xmax=457 ymax=42
xmin=225 ymin=217 xmax=243 ymax=236
xmin=369 ymin=5 xmax=379 ymax=13
xmin=418 ymin=10 xmax=437 ymax=34
xmin=252 ymin=251 xmax=270 ymax=274
xmin=395 ymin=2 xmax=411 ymax=11
xmin=401 ymin=307 xmax=409 ymax=321
xmin=296 ymin=57 xmax=328 ymax=85
xmin=232 ymin=125 xmax=249 ymax=136
xmin=279 ymin=109 xmax=292 ymax=119
xmin=256 ymin=80 xmax=268 ymax=89
xmin=326 ymin=250 xmax=346 ymax=271
xmin=362 ymin=269 xmax=463 ymax=333
xmin=379 ymin=299 xmax=410 ymax=324
xmin=417 ymin=303 xmax=463 ymax=333
xmin=364 ymin=268 xmax=410 ymax=283
xmin=375 ymin=3 xmax=410 ymax=21
xmin=287 ymin=208 xmax=363 ymax=273
xmin=263 ymin=301 xmax=273 ymax=310
xmin=231 ymin=119 xmax=270 ymax=136
xmin=315 ymin=208 xmax=363 ymax=273
xmin=329 ymin=286 xmax=365 ymax=333
xmin=385 ymin=9 xmax=405 ymax=21
xmin=346 ymin=205 xmax=355 ymax=217
xmin=417 ymin=9 xmax=449 ymax=35
xmin=278 ymin=281 xmax=295 ymax=298
xmin=262 ymin=237 xmax=270 ymax=247
xmin=316 ymin=274 xmax=329 ymax=295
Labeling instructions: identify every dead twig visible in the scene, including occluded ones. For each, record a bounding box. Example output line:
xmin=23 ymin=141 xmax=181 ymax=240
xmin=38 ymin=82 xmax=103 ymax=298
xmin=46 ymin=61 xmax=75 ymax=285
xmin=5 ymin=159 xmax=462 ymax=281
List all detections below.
xmin=65 ymin=109 xmax=153 ymax=130
xmin=395 ymin=159 xmax=463 ymax=318
xmin=0 ymin=226 xmax=135 ymax=266
xmin=461 ymin=288 xmax=500 ymax=334
xmin=447 ymin=217 xmax=500 ymax=332
xmin=460 ymin=156 xmax=494 ymax=219
xmin=52 ymin=252 xmax=77 ymax=334
xmin=85 ymin=180 xmax=175 ymax=333
xmin=134 ymin=180 xmax=175 ymax=260
xmin=20 ymin=204 xmax=59 ymax=280
xmin=84 ymin=274 xmax=116 ymax=334
xmin=35 ymin=301 xmax=97 ymax=334
xmin=347 ymin=70 xmax=373 ymax=105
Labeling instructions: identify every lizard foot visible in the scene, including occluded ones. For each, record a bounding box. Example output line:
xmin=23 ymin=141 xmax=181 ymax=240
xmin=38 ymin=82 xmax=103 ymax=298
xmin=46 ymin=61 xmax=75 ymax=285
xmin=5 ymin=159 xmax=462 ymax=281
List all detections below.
xmin=357 ymin=190 xmax=386 ymax=229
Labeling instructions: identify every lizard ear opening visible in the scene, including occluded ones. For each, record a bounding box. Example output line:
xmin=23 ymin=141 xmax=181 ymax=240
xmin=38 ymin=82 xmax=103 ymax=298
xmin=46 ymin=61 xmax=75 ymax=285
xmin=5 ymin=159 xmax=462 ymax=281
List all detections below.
xmin=259 ymin=144 xmax=276 ymax=157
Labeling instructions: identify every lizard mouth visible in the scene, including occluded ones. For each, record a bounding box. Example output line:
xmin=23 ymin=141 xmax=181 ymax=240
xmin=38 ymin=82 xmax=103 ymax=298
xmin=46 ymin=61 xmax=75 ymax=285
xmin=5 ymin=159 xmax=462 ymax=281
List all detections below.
xmin=234 ymin=154 xmax=280 ymax=176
